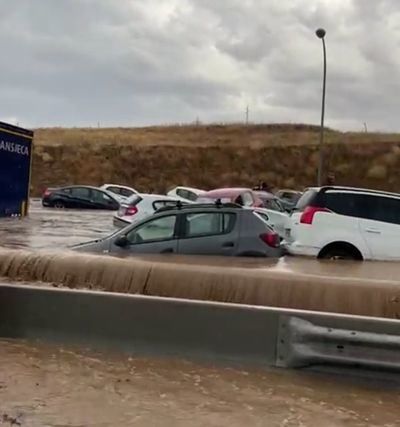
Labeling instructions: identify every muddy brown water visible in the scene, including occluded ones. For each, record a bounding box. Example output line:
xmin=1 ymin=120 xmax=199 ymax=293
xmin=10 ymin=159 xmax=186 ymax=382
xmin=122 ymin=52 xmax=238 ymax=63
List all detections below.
xmin=1 ymin=201 xmax=400 ymax=318
xmin=1 ymin=339 xmax=400 ymax=427
xmin=1 ymin=201 xmax=400 ymax=426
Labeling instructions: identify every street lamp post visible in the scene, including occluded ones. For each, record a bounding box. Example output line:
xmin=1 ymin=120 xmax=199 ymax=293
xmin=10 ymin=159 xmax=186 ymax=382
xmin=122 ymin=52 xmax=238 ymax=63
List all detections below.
xmin=316 ymin=28 xmax=326 ymax=187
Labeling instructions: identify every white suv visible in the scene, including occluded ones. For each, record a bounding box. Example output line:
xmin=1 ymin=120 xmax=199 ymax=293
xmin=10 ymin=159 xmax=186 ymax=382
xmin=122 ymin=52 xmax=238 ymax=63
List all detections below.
xmin=285 ymin=186 xmax=400 ymax=261
xmin=113 ymin=193 xmax=188 ymax=228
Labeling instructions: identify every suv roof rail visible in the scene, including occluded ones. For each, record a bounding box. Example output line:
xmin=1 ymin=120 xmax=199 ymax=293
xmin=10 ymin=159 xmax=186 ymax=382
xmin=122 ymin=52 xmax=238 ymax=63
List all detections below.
xmin=320 ymin=186 xmax=400 ymax=198
xmin=155 ymin=200 xmax=242 ymax=214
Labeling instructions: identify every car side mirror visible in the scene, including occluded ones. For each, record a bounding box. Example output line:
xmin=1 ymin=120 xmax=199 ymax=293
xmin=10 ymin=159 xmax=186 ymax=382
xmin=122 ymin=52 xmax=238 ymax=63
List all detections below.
xmin=114 ymin=235 xmax=128 ymax=248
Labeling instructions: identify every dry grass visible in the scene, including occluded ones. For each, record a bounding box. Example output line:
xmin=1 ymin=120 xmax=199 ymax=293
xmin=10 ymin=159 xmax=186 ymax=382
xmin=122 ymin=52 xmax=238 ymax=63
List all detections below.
xmin=31 ymin=123 xmax=400 ymax=196
xmin=34 ymin=123 xmax=400 ymax=148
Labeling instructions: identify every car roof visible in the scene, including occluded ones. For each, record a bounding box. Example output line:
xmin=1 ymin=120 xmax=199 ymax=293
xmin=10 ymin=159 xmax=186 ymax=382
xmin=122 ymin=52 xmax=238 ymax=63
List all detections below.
xmin=123 ymin=193 xmax=182 ymax=204
xmin=172 ymin=186 xmax=205 ymax=194
xmin=60 ymin=185 xmax=108 ymax=191
xmin=320 ymin=186 xmax=400 ymax=198
xmin=137 ymin=193 xmax=182 ymax=200
xmin=154 ymin=202 xmax=243 ymax=215
xmin=202 ymin=188 xmax=252 ymax=198
xmin=101 ymin=184 xmax=137 ymax=191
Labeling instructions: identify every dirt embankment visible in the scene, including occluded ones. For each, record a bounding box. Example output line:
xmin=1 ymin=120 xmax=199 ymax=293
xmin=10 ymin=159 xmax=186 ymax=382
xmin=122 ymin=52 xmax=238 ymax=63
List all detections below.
xmin=31 ymin=124 xmax=400 ymax=195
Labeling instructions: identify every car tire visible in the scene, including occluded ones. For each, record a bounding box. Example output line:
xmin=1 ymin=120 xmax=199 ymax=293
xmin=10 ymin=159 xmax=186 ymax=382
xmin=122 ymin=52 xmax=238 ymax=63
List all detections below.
xmin=53 ymin=201 xmax=65 ymax=209
xmin=320 ymin=248 xmax=360 ymax=261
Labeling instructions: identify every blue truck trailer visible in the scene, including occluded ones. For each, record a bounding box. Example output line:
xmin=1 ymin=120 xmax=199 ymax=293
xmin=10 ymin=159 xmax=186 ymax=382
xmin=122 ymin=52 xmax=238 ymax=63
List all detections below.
xmin=0 ymin=121 xmax=34 ymax=217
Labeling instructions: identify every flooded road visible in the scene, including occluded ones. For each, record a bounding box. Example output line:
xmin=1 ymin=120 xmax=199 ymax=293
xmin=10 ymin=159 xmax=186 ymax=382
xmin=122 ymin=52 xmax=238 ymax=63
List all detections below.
xmin=0 ymin=199 xmax=399 ymax=283
xmin=1 ymin=201 xmax=400 ymax=426
xmin=1 ymin=339 xmax=399 ymax=427
xmin=0 ymin=199 xmax=115 ymax=250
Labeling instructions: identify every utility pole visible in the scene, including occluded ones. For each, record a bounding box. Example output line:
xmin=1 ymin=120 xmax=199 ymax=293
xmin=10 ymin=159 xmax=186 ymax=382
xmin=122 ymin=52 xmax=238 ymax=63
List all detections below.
xmin=245 ymin=105 xmax=249 ymax=125
xmin=315 ymin=28 xmax=327 ymax=187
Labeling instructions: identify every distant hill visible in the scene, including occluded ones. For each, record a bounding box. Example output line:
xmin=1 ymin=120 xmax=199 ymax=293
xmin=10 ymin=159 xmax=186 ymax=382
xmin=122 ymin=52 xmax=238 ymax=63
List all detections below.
xmin=31 ymin=123 xmax=400 ymax=195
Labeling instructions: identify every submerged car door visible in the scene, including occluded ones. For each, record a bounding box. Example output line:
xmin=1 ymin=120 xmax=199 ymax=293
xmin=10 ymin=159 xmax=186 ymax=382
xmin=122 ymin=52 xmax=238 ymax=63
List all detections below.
xmin=112 ymin=214 xmax=179 ymax=254
xmin=177 ymin=211 xmax=238 ymax=255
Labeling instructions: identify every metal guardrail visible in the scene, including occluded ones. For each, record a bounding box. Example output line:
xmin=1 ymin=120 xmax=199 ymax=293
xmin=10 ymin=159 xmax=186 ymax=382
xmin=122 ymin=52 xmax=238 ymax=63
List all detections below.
xmin=0 ymin=284 xmax=399 ymax=372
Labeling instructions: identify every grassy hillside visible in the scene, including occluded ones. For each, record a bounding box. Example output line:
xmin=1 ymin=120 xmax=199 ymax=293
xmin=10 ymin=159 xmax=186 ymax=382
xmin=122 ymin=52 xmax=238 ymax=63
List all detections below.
xmin=31 ymin=123 xmax=400 ymax=196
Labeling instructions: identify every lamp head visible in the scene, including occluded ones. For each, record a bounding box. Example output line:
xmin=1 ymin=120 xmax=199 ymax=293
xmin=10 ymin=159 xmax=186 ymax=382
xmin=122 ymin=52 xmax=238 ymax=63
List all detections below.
xmin=316 ymin=28 xmax=326 ymax=39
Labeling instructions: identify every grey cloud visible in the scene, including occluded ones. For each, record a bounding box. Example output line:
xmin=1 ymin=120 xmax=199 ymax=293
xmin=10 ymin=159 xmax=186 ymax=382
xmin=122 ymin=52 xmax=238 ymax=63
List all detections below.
xmin=0 ymin=0 xmax=399 ymax=130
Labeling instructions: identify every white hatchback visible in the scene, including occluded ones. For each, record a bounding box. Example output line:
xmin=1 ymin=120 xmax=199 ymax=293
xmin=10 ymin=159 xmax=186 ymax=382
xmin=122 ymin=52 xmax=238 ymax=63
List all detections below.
xmin=285 ymin=186 xmax=400 ymax=261
xmin=100 ymin=184 xmax=139 ymax=202
xmin=113 ymin=193 xmax=188 ymax=228
xmin=167 ymin=186 xmax=205 ymax=202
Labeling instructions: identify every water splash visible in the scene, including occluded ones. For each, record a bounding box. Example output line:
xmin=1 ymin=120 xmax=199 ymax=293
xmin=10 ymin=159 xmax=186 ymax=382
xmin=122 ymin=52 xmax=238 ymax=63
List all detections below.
xmin=1 ymin=248 xmax=400 ymax=319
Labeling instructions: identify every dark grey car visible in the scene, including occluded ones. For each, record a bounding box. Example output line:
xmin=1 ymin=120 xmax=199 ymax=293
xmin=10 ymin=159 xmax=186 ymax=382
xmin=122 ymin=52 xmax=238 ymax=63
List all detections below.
xmin=72 ymin=203 xmax=283 ymax=257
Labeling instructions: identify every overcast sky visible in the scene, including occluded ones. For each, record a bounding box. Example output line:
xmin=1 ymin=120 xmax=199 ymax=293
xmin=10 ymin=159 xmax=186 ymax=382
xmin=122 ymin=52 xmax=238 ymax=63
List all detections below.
xmin=0 ymin=0 xmax=399 ymax=131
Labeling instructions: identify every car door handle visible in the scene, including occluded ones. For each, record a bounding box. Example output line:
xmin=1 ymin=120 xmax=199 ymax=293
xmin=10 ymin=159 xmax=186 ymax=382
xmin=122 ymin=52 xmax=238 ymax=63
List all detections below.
xmin=222 ymin=242 xmax=234 ymax=248
xmin=365 ymin=228 xmax=381 ymax=234
xmin=160 ymin=248 xmax=174 ymax=253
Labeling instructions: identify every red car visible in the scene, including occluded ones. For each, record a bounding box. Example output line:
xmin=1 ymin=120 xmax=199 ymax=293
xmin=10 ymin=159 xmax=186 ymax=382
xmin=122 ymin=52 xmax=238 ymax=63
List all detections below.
xmin=197 ymin=188 xmax=263 ymax=207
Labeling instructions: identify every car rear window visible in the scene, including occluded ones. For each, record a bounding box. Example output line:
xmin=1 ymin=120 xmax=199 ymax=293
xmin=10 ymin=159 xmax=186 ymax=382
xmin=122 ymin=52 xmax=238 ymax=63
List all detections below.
xmin=125 ymin=194 xmax=143 ymax=206
xmin=295 ymin=189 xmax=318 ymax=211
xmin=120 ymin=188 xmax=135 ymax=197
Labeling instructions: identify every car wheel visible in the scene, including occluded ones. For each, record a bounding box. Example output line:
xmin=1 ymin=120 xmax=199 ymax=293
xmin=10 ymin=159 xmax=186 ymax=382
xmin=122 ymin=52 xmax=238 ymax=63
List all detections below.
xmin=320 ymin=249 xmax=359 ymax=261
xmin=54 ymin=201 xmax=65 ymax=209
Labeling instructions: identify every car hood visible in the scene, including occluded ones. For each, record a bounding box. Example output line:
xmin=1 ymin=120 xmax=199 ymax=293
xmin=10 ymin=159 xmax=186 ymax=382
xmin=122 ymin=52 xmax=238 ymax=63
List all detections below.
xmin=69 ymin=237 xmax=110 ymax=252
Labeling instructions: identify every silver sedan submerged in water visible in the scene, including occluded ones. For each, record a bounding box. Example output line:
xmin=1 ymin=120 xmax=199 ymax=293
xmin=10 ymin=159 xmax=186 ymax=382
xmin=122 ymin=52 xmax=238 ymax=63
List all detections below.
xmin=72 ymin=203 xmax=284 ymax=258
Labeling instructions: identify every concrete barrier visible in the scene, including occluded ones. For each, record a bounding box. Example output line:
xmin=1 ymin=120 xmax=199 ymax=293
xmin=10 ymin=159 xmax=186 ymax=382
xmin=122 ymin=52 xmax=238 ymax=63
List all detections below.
xmin=0 ymin=283 xmax=400 ymax=372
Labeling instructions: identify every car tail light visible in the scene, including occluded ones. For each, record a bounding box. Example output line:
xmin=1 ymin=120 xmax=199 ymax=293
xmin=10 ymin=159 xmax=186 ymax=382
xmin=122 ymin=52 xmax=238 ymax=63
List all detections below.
xmin=125 ymin=206 xmax=138 ymax=216
xmin=259 ymin=232 xmax=280 ymax=248
xmin=300 ymin=206 xmax=330 ymax=225
xmin=43 ymin=188 xmax=52 ymax=197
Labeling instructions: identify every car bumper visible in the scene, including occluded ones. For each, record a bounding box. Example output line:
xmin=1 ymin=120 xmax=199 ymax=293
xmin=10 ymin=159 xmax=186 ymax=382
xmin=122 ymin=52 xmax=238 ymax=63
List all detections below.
xmin=283 ymin=241 xmax=320 ymax=258
xmin=113 ymin=216 xmax=131 ymax=228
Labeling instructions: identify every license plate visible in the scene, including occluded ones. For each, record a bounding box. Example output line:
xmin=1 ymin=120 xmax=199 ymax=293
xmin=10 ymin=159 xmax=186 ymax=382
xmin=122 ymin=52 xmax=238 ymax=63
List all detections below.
xmin=285 ymin=229 xmax=291 ymax=238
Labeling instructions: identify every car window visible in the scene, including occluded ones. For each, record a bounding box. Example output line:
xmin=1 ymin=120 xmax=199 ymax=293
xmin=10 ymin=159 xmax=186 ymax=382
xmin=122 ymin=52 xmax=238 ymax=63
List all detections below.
xmin=324 ymin=192 xmax=360 ymax=217
xmin=264 ymin=198 xmax=283 ymax=212
xmin=184 ymin=212 xmax=236 ymax=237
xmin=107 ymin=186 xmax=121 ymax=195
xmin=186 ymin=191 xmax=199 ymax=202
xmin=61 ymin=188 xmax=71 ymax=194
xmin=235 ymin=195 xmax=244 ymax=205
xmin=126 ymin=194 xmax=143 ymax=206
xmin=91 ymin=189 xmax=114 ymax=203
xmin=120 ymin=188 xmax=134 ymax=197
xmin=71 ymin=187 xmax=90 ymax=199
xmin=126 ymin=215 xmax=177 ymax=243
xmin=242 ymin=192 xmax=254 ymax=206
xmin=177 ymin=189 xmax=191 ymax=200
xmin=350 ymin=194 xmax=400 ymax=224
xmin=295 ymin=189 xmax=318 ymax=211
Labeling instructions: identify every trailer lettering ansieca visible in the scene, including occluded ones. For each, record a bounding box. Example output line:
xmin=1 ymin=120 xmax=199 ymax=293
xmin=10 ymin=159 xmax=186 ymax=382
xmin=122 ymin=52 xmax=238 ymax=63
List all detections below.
xmin=0 ymin=121 xmax=34 ymax=217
